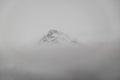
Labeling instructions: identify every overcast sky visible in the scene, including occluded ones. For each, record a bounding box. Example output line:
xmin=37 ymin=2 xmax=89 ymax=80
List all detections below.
xmin=0 ymin=0 xmax=120 ymax=46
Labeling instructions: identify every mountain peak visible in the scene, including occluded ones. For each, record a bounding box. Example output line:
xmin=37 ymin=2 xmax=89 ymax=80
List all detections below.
xmin=38 ymin=29 xmax=79 ymax=46
xmin=47 ymin=29 xmax=60 ymax=35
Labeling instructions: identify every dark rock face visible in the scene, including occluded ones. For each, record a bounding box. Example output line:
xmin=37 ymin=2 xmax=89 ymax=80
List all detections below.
xmin=41 ymin=29 xmax=61 ymax=43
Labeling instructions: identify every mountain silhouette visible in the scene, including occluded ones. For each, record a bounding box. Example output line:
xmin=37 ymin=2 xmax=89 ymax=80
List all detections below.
xmin=38 ymin=29 xmax=79 ymax=46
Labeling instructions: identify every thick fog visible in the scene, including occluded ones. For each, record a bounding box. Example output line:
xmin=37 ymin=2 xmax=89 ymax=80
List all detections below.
xmin=0 ymin=0 xmax=120 ymax=45
xmin=0 ymin=40 xmax=120 ymax=80
xmin=0 ymin=0 xmax=120 ymax=80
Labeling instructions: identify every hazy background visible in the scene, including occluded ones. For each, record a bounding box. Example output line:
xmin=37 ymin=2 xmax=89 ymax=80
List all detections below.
xmin=0 ymin=0 xmax=120 ymax=46
xmin=0 ymin=0 xmax=120 ymax=80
